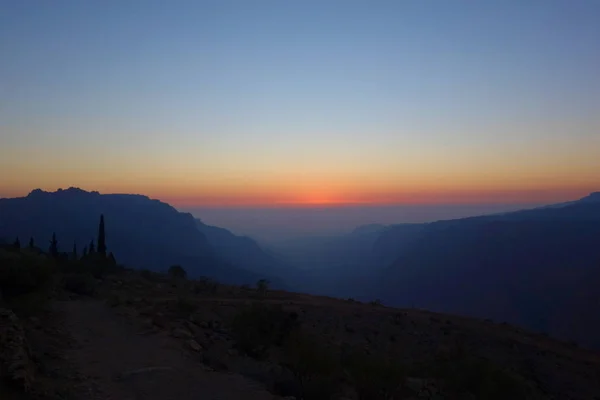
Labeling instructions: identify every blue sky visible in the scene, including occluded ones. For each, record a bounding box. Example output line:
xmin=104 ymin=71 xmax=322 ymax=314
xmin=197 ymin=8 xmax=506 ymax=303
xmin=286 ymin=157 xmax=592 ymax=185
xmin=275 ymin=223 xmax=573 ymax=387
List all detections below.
xmin=1 ymin=0 xmax=599 ymax=206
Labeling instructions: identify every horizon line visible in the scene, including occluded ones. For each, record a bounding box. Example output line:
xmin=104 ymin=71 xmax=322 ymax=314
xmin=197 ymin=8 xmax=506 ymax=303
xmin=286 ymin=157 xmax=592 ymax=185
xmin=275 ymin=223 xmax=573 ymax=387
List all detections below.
xmin=0 ymin=186 xmax=595 ymax=209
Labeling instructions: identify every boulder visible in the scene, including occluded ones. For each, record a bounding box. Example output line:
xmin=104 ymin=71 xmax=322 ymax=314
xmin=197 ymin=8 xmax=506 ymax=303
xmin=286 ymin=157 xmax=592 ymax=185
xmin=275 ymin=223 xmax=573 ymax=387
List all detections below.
xmin=0 ymin=308 xmax=34 ymax=391
xmin=171 ymin=328 xmax=193 ymax=339
xmin=188 ymin=339 xmax=202 ymax=352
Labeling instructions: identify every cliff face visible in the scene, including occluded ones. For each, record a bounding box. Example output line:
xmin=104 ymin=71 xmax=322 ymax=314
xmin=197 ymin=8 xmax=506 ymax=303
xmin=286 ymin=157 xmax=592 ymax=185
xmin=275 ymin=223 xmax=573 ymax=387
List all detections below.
xmin=0 ymin=188 xmax=269 ymax=285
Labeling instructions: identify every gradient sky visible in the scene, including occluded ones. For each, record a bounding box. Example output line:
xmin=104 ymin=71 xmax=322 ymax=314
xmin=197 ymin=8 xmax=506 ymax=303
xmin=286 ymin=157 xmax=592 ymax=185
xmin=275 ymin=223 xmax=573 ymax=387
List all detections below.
xmin=1 ymin=0 xmax=599 ymax=207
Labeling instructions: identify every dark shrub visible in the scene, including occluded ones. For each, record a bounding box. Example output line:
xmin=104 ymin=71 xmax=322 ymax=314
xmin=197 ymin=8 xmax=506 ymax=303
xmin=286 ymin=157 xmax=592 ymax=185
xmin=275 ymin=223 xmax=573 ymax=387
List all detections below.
xmin=140 ymin=269 xmax=154 ymax=280
xmin=168 ymin=265 xmax=187 ymax=279
xmin=440 ymin=357 xmax=531 ymax=399
xmin=369 ymin=299 xmax=382 ymax=306
xmin=256 ymin=279 xmax=269 ymax=297
xmin=174 ymin=296 xmax=197 ymax=317
xmin=231 ymin=303 xmax=299 ymax=359
xmin=63 ymin=273 xmax=96 ymax=296
xmin=282 ymin=332 xmax=340 ymax=400
xmin=0 ymin=250 xmax=55 ymax=302
xmin=344 ymin=350 xmax=406 ymax=399
xmin=429 ymin=345 xmax=533 ymax=399
xmin=194 ymin=276 xmax=219 ymax=294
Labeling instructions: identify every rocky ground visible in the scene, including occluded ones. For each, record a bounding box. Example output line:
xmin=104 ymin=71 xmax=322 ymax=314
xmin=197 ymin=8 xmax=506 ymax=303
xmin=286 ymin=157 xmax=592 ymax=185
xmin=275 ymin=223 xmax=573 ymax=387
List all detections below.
xmin=2 ymin=266 xmax=600 ymax=399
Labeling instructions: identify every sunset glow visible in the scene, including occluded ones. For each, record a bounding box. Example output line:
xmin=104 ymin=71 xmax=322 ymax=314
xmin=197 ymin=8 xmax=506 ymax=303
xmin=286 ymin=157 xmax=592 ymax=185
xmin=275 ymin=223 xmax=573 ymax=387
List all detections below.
xmin=1 ymin=1 xmax=599 ymax=207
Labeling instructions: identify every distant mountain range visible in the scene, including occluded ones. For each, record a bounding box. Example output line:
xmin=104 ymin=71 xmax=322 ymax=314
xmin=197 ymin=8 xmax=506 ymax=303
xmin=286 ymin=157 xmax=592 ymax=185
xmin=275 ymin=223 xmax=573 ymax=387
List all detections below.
xmin=374 ymin=193 xmax=600 ymax=347
xmin=2 ymin=187 xmax=600 ymax=348
xmin=371 ymin=193 xmax=600 ymax=348
xmin=0 ymin=188 xmax=282 ymax=286
xmin=194 ymin=218 xmax=289 ymax=285
xmin=268 ymin=192 xmax=600 ymax=348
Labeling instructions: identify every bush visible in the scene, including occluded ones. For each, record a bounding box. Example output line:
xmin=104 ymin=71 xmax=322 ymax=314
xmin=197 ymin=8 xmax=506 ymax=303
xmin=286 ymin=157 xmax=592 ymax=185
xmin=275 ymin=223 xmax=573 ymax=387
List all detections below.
xmin=78 ymin=252 xmax=124 ymax=278
xmin=282 ymin=332 xmax=341 ymax=400
xmin=344 ymin=350 xmax=406 ymax=399
xmin=231 ymin=303 xmax=299 ymax=359
xmin=256 ymin=279 xmax=269 ymax=297
xmin=140 ymin=268 xmax=164 ymax=282
xmin=0 ymin=250 xmax=55 ymax=303
xmin=174 ymin=296 xmax=197 ymax=317
xmin=435 ymin=356 xmax=532 ymax=399
xmin=63 ymin=273 xmax=96 ymax=296
xmin=168 ymin=265 xmax=187 ymax=279
xmin=426 ymin=344 xmax=533 ymax=399
xmin=194 ymin=276 xmax=219 ymax=294
xmin=369 ymin=299 xmax=382 ymax=307
xmin=8 ymin=291 xmax=51 ymax=317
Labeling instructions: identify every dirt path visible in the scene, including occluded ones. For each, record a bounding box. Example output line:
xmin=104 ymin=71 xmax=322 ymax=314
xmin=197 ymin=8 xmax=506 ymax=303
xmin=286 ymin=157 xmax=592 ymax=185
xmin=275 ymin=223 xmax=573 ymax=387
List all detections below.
xmin=58 ymin=300 xmax=280 ymax=400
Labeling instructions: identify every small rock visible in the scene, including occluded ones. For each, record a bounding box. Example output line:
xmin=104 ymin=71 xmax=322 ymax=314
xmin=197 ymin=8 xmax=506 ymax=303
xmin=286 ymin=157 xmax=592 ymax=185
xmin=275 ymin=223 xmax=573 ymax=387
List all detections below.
xmin=152 ymin=314 xmax=169 ymax=328
xmin=188 ymin=313 xmax=202 ymax=324
xmin=171 ymin=328 xmax=193 ymax=338
xmin=214 ymin=328 xmax=228 ymax=335
xmin=139 ymin=306 xmax=154 ymax=317
xmin=188 ymin=339 xmax=202 ymax=352
xmin=185 ymin=321 xmax=203 ymax=337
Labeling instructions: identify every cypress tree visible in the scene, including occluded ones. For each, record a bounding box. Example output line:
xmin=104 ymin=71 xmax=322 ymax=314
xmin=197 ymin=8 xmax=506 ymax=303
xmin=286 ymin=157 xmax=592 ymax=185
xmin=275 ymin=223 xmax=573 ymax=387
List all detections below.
xmin=89 ymin=239 xmax=95 ymax=254
xmin=29 ymin=237 xmax=34 ymax=248
xmin=82 ymin=246 xmax=88 ymax=257
xmin=72 ymin=242 xmax=78 ymax=260
xmin=49 ymin=233 xmax=59 ymax=257
xmin=13 ymin=237 xmax=21 ymax=249
xmin=97 ymin=214 xmax=106 ymax=256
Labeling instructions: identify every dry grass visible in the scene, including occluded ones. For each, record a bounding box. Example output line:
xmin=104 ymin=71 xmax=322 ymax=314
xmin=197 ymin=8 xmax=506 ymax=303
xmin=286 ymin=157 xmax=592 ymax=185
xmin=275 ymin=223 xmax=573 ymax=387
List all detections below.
xmin=3 ymin=247 xmax=597 ymax=400
xmin=90 ymin=268 xmax=600 ymax=400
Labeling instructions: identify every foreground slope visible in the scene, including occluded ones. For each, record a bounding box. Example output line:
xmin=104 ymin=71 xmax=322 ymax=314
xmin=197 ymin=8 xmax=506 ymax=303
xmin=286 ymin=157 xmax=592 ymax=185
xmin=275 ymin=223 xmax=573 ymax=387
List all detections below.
xmin=2 ymin=247 xmax=600 ymax=399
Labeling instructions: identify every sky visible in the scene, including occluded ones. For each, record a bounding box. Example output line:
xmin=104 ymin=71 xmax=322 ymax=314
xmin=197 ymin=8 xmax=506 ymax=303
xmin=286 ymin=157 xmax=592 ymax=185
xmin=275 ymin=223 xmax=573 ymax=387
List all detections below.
xmin=1 ymin=0 xmax=599 ymax=208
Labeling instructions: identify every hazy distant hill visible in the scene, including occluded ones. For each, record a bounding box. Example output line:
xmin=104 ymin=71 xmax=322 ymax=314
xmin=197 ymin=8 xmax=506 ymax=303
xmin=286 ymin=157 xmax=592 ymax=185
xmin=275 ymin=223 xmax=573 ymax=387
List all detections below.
xmin=0 ymin=188 xmax=271 ymax=285
xmin=195 ymin=219 xmax=288 ymax=288
xmin=267 ymin=192 xmax=600 ymax=348
xmin=375 ymin=193 xmax=600 ymax=348
xmin=266 ymin=226 xmax=389 ymax=300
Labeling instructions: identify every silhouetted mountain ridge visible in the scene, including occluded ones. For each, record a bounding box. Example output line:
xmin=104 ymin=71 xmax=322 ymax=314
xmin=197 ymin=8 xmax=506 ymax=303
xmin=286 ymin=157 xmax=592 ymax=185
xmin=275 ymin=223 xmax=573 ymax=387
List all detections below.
xmin=372 ymin=194 xmax=600 ymax=348
xmin=0 ymin=188 xmax=273 ymax=285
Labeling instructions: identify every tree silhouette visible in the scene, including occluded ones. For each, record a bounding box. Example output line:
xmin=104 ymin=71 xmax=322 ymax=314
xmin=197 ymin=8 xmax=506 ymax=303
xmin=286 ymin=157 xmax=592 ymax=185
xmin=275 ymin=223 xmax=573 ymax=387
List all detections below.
xmin=13 ymin=237 xmax=21 ymax=249
xmin=29 ymin=237 xmax=34 ymax=248
xmin=256 ymin=279 xmax=270 ymax=297
xmin=97 ymin=214 xmax=107 ymax=256
xmin=82 ymin=245 xmax=88 ymax=257
xmin=72 ymin=242 xmax=78 ymax=260
xmin=89 ymin=239 xmax=95 ymax=254
xmin=168 ymin=265 xmax=187 ymax=279
xmin=49 ymin=233 xmax=59 ymax=257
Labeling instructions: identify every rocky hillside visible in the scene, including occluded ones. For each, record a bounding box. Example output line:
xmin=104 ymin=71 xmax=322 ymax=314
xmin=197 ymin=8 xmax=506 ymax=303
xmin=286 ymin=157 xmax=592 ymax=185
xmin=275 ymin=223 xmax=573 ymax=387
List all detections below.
xmin=2 ymin=246 xmax=599 ymax=400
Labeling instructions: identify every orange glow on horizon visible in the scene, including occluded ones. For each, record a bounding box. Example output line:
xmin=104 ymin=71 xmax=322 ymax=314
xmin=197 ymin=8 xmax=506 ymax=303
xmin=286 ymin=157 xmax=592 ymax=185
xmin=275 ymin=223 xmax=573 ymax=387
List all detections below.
xmin=1 ymin=171 xmax=598 ymax=209
xmin=156 ymin=186 xmax=597 ymax=208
